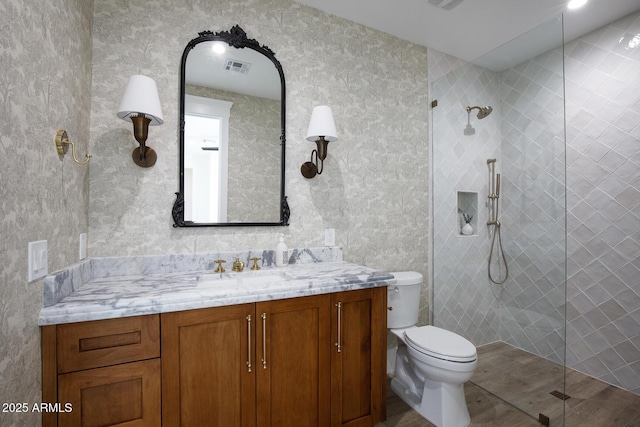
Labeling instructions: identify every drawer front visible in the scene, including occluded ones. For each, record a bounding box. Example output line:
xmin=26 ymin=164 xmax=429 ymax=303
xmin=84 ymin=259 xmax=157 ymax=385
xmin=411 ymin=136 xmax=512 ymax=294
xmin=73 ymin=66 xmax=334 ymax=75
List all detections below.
xmin=57 ymin=315 xmax=160 ymax=373
xmin=58 ymin=359 xmax=161 ymax=427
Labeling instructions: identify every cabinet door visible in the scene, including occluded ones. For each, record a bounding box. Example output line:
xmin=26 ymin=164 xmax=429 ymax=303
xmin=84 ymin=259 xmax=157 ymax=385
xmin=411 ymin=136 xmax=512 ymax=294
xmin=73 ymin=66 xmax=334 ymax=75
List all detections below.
xmin=161 ymin=304 xmax=256 ymax=427
xmin=331 ymin=287 xmax=387 ymax=427
xmin=256 ymin=294 xmax=331 ymax=427
xmin=58 ymin=359 xmax=161 ymax=427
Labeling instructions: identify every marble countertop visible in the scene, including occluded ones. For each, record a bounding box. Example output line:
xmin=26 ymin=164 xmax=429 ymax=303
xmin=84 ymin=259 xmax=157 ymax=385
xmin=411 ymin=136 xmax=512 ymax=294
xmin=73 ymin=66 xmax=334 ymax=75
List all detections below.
xmin=38 ymin=261 xmax=394 ymax=325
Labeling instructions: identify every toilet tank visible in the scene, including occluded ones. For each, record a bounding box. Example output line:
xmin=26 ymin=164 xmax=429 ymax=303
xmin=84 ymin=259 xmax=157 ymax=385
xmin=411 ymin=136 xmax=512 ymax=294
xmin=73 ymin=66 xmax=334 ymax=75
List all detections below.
xmin=387 ymin=271 xmax=423 ymax=329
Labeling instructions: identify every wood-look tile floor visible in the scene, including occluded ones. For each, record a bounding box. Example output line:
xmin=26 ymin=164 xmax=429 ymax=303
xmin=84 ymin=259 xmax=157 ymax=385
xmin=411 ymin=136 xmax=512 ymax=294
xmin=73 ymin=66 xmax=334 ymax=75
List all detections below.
xmin=377 ymin=342 xmax=640 ymax=427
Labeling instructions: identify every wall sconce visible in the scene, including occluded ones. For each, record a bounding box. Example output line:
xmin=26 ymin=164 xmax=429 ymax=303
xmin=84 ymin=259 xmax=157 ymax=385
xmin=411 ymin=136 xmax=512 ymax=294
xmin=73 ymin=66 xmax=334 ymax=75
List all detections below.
xmin=55 ymin=130 xmax=91 ymax=164
xmin=300 ymin=106 xmax=338 ymax=179
xmin=117 ymin=75 xmax=164 ymax=168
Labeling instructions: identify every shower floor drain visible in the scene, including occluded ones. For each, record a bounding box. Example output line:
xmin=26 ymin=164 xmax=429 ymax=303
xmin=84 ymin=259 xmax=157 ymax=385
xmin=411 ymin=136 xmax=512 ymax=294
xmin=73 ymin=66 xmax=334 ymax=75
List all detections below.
xmin=550 ymin=390 xmax=571 ymax=400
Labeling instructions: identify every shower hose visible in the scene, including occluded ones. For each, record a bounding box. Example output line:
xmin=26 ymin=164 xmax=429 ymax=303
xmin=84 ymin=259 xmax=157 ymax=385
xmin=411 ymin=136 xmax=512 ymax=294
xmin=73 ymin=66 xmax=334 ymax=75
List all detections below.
xmin=488 ymin=221 xmax=508 ymax=284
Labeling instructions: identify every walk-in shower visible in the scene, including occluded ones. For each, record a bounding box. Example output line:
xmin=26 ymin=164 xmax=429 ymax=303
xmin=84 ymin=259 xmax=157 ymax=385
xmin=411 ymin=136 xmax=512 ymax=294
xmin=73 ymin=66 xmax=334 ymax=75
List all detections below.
xmin=431 ymin=14 xmax=566 ymax=426
xmin=486 ymin=158 xmax=508 ymax=284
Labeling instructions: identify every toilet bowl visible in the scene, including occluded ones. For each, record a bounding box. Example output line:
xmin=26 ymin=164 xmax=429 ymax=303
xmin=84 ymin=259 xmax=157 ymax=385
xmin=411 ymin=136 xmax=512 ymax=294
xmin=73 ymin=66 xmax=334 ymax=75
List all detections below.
xmin=388 ymin=272 xmax=477 ymax=427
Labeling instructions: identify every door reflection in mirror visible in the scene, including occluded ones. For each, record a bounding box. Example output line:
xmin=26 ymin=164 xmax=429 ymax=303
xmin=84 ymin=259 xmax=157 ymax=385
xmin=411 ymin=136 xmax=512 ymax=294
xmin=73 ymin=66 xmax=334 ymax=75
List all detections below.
xmin=184 ymin=96 xmax=231 ymax=223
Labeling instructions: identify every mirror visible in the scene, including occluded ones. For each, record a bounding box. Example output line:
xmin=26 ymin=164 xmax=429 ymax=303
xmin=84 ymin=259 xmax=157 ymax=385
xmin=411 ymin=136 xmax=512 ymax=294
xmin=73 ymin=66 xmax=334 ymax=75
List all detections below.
xmin=172 ymin=26 xmax=289 ymax=227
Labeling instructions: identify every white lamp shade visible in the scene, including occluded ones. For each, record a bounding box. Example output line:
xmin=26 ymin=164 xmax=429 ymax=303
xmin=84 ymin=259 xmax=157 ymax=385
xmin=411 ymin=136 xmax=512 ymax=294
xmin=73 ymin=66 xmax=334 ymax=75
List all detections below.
xmin=117 ymin=75 xmax=164 ymax=125
xmin=306 ymin=105 xmax=337 ymax=142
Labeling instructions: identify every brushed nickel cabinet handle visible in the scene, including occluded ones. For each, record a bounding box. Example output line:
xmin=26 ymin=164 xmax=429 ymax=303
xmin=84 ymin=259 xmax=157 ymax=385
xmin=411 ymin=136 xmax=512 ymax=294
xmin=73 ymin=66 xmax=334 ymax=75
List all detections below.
xmin=261 ymin=312 xmax=267 ymax=369
xmin=335 ymin=302 xmax=342 ymax=353
xmin=246 ymin=314 xmax=252 ymax=373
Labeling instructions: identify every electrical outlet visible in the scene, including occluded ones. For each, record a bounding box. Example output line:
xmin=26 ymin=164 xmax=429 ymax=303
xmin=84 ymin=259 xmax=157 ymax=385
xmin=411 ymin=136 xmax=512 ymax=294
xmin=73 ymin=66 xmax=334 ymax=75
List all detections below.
xmin=324 ymin=228 xmax=336 ymax=247
xmin=28 ymin=240 xmax=48 ymax=282
xmin=79 ymin=233 xmax=87 ymax=260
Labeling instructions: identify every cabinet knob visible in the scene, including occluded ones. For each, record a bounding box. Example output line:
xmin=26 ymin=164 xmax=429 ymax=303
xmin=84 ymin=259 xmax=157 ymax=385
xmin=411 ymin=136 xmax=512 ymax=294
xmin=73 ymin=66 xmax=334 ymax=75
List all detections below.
xmin=387 ymin=306 xmax=393 ymax=311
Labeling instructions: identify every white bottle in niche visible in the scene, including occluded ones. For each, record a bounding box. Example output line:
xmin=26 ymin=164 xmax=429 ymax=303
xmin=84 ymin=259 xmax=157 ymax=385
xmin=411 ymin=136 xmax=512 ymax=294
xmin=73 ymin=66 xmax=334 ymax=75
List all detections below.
xmin=275 ymin=234 xmax=288 ymax=267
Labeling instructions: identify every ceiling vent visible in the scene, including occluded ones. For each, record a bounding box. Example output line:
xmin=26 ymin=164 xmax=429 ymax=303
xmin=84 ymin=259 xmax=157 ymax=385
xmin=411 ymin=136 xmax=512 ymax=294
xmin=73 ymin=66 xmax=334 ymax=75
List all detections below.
xmin=224 ymin=59 xmax=251 ymax=74
xmin=427 ymin=0 xmax=464 ymax=10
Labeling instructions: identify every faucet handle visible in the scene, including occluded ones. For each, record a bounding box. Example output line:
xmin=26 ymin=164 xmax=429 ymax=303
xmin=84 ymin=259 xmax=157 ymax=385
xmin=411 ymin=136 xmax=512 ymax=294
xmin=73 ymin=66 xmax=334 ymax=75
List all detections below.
xmin=249 ymin=257 xmax=261 ymax=270
xmin=213 ymin=259 xmax=226 ymax=273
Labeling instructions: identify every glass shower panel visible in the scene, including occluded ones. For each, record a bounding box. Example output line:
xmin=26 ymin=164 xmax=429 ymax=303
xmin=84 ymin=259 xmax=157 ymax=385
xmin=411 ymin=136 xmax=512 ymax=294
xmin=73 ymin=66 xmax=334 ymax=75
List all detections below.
xmin=431 ymin=15 xmax=567 ymax=426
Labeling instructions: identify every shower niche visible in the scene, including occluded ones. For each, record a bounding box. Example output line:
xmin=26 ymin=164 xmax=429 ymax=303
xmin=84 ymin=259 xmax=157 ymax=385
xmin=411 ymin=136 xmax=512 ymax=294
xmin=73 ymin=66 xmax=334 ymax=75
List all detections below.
xmin=457 ymin=191 xmax=478 ymax=236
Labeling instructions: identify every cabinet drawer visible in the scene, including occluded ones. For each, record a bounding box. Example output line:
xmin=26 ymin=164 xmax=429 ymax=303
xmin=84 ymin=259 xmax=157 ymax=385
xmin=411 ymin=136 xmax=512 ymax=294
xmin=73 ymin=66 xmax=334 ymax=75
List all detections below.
xmin=57 ymin=315 xmax=160 ymax=373
xmin=58 ymin=359 xmax=161 ymax=427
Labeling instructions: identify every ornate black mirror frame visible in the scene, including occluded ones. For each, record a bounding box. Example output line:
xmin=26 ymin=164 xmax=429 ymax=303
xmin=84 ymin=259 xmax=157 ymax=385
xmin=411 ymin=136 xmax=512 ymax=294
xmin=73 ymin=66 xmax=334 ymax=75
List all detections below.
xmin=172 ymin=25 xmax=289 ymax=227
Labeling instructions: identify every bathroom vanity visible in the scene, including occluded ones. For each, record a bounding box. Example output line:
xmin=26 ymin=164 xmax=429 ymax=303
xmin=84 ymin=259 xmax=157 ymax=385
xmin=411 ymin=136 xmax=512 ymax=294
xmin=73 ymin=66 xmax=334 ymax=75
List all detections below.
xmin=39 ymin=248 xmax=392 ymax=427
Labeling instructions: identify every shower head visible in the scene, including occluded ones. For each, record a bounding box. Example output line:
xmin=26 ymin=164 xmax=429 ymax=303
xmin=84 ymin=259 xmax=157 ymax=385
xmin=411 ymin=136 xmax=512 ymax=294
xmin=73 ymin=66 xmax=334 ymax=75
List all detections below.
xmin=466 ymin=105 xmax=493 ymax=119
xmin=477 ymin=106 xmax=492 ymax=119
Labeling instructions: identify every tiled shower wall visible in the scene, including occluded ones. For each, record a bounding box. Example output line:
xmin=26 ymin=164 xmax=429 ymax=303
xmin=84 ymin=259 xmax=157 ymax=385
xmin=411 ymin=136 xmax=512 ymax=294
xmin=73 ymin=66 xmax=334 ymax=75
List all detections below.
xmin=499 ymin=40 xmax=567 ymax=365
xmin=430 ymin=56 xmax=502 ymax=346
xmin=430 ymin=10 xmax=640 ymax=395
xmin=431 ymin=39 xmax=566 ymax=361
xmin=564 ymin=11 xmax=640 ymax=395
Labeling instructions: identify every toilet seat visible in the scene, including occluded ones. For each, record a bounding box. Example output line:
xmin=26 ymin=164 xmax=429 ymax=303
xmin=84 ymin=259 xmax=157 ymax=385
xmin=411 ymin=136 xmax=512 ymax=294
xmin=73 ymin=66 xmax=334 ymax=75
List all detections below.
xmin=404 ymin=326 xmax=476 ymax=363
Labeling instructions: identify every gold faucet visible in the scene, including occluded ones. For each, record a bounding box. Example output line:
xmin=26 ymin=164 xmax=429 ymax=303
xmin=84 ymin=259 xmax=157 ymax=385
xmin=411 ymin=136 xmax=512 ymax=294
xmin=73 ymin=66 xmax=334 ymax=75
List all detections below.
xmin=250 ymin=257 xmax=261 ymax=270
xmin=213 ymin=259 xmax=226 ymax=273
xmin=232 ymin=258 xmax=245 ymax=272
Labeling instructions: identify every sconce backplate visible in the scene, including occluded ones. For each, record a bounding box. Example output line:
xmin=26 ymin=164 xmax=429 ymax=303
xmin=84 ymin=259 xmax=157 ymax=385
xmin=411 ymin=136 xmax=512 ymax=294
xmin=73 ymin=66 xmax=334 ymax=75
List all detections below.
xmin=301 ymin=161 xmax=318 ymax=179
xmin=55 ymin=130 xmax=70 ymax=155
xmin=132 ymin=146 xmax=157 ymax=168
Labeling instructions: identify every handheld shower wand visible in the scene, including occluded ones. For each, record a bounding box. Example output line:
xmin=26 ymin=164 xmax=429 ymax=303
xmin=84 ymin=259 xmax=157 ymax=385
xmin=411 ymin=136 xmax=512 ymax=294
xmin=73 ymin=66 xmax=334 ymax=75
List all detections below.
xmin=487 ymin=159 xmax=508 ymax=284
xmin=486 ymin=159 xmax=502 ymax=225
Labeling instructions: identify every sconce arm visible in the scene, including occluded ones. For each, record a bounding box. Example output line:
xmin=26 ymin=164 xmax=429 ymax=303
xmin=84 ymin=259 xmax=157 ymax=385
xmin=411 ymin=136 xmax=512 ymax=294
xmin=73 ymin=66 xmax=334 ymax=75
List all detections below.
xmin=300 ymin=137 xmax=330 ymax=179
xmin=55 ymin=130 xmax=91 ymax=165
xmin=311 ymin=149 xmax=324 ymax=175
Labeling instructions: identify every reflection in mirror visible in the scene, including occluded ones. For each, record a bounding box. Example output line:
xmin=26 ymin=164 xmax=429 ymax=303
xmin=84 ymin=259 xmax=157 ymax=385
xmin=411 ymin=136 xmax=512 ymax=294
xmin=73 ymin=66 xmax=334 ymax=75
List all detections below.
xmin=184 ymin=97 xmax=231 ymax=222
xmin=172 ymin=26 xmax=289 ymax=227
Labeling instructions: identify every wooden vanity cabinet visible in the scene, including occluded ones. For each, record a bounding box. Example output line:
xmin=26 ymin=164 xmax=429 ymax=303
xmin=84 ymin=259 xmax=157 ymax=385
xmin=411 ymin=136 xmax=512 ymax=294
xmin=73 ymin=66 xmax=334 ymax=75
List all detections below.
xmin=255 ymin=294 xmax=332 ymax=427
xmin=41 ymin=314 xmax=161 ymax=427
xmin=161 ymin=288 xmax=386 ymax=427
xmin=41 ymin=287 xmax=386 ymax=427
xmin=161 ymin=294 xmax=332 ymax=427
xmin=331 ymin=288 xmax=387 ymax=427
xmin=161 ymin=303 xmax=256 ymax=427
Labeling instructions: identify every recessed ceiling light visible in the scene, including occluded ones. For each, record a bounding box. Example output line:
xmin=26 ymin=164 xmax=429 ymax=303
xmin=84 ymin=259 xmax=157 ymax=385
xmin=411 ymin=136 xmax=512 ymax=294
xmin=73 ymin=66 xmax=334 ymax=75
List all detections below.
xmin=567 ymin=0 xmax=588 ymax=10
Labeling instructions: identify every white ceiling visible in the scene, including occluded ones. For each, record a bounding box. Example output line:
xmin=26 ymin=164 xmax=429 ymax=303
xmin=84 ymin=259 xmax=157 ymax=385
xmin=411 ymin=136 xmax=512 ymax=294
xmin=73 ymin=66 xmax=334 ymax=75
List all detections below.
xmin=187 ymin=42 xmax=281 ymax=100
xmin=293 ymin=0 xmax=640 ymax=69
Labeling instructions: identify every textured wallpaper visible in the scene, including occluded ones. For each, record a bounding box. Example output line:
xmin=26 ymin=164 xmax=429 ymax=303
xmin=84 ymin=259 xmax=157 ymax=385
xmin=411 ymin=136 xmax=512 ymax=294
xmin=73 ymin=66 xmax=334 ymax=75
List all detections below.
xmin=88 ymin=0 xmax=430 ymax=289
xmin=0 ymin=0 xmax=93 ymax=425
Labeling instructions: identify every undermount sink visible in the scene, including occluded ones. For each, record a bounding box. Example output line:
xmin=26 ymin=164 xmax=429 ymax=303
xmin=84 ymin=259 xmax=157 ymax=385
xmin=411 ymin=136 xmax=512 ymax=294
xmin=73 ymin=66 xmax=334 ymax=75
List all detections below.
xmin=195 ymin=270 xmax=291 ymax=285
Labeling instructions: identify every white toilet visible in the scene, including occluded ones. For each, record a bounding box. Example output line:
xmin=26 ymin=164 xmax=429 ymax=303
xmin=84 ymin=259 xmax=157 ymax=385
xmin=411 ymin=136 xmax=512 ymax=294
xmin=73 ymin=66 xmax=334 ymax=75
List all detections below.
xmin=388 ymin=272 xmax=477 ymax=427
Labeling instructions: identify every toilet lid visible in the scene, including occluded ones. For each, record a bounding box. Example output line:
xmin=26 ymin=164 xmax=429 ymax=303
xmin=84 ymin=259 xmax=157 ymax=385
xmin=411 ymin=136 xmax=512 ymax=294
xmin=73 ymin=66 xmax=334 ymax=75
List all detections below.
xmin=404 ymin=326 xmax=476 ymax=362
